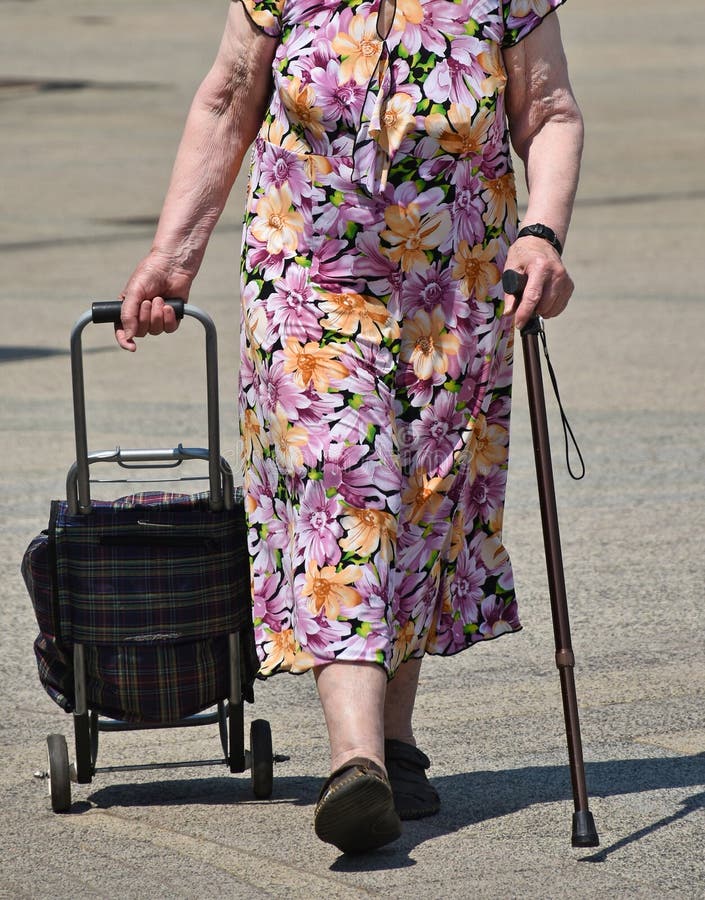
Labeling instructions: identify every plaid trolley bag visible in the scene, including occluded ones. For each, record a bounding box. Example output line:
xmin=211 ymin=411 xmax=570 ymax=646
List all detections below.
xmin=21 ymin=300 xmax=273 ymax=813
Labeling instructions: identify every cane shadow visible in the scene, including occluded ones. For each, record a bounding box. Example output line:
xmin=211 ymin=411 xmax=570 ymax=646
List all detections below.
xmin=79 ymin=753 xmax=705 ymax=871
xmin=577 ymin=790 xmax=705 ymax=864
xmin=400 ymin=753 xmax=705 ymax=862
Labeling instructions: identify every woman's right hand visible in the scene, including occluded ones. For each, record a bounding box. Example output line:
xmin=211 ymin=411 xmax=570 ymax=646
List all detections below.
xmin=115 ymin=251 xmax=195 ymax=352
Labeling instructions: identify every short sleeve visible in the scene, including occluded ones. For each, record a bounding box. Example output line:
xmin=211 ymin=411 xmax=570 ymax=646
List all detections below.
xmin=236 ymin=0 xmax=284 ymax=38
xmin=502 ymin=0 xmax=567 ymax=49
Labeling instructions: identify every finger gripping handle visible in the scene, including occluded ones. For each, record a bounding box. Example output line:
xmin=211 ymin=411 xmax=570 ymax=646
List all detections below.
xmin=91 ymin=299 xmax=185 ymax=324
xmin=502 ymin=269 xmax=528 ymax=297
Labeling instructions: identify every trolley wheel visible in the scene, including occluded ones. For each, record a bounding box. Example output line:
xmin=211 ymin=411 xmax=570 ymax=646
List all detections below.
xmin=250 ymin=719 xmax=273 ymax=800
xmin=46 ymin=734 xmax=72 ymax=813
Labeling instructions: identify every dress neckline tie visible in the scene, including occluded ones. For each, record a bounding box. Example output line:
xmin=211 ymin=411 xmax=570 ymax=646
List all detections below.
xmin=351 ymin=0 xmax=408 ymax=195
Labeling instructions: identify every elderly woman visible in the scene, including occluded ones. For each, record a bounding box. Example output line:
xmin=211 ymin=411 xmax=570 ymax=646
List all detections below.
xmin=117 ymin=0 xmax=583 ymax=854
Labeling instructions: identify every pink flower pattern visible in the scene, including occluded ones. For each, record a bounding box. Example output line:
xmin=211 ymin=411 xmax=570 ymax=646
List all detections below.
xmin=238 ymin=0 xmax=567 ymax=675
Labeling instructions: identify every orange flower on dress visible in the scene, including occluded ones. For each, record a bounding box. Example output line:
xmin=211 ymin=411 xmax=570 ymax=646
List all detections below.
xmin=302 ymin=561 xmax=362 ymax=619
xmin=264 ymin=119 xmax=309 ymax=154
xmin=243 ymin=301 xmax=267 ymax=350
xmin=452 ymin=238 xmax=501 ymax=299
xmin=390 ymin=618 xmax=418 ymax=671
xmin=448 ymin=509 xmax=466 ymax=563
xmin=260 ymin=628 xmax=314 ymax=676
xmin=319 ymin=291 xmax=398 ymax=343
xmin=340 ymin=507 xmax=397 ymax=561
xmin=468 ymin=413 xmax=509 ymax=476
xmin=392 ymin=0 xmax=424 ymax=30
xmin=482 ymin=172 xmax=517 ymax=229
xmin=400 ymin=307 xmax=460 ymax=380
xmin=488 ymin=505 xmax=504 ymax=534
xmin=332 ymin=14 xmax=383 ymax=84
xmin=241 ymin=407 xmax=264 ymax=465
xmin=268 ymin=409 xmax=309 ymax=475
xmin=304 ymin=154 xmax=334 ymax=184
xmin=372 ymin=93 xmax=417 ymax=155
xmin=478 ymin=43 xmax=507 ymax=96
xmin=439 ymin=566 xmax=452 ymax=615
xmin=241 ymin=0 xmax=285 ymax=35
xmin=281 ymin=339 xmax=350 ymax=391
xmin=243 ymin=468 xmax=259 ymax=517
xmin=401 ymin=469 xmax=452 ymax=525
xmin=479 ymin=533 xmax=509 ymax=572
xmin=424 ymin=104 xmax=492 ymax=157
xmin=382 ymin=203 xmax=451 ymax=272
xmin=250 ymin=185 xmax=304 ymax=255
xmin=279 ymin=76 xmax=325 ymax=140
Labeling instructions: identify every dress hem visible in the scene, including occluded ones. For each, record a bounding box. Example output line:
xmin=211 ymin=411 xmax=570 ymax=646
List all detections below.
xmin=255 ymin=625 xmax=523 ymax=681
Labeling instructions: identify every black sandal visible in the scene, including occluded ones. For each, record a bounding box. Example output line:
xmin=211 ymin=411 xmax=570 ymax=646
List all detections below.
xmin=384 ymin=739 xmax=441 ymax=820
xmin=314 ymin=757 xmax=402 ymax=854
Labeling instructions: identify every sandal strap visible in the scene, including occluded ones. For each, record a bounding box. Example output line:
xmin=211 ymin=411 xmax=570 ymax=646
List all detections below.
xmin=317 ymin=756 xmax=388 ymax=803
xmin=384 ymin=739 xmax=431 ymax=771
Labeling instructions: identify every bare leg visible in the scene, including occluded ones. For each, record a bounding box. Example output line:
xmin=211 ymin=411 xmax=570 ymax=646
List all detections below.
xmin=314 ymin=661 xmax=387 ymax=773
xmin=384 ymin=657 xmax=422 ymax=746
xmin=383 ymin=657 xmax=440 ymax=820
xmin=313 ymin=661 xmax=402 ymax=853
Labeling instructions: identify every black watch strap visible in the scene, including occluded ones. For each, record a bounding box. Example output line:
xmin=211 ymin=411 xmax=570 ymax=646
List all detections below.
xmin=516 ymin=223 xmax=563 ymax=255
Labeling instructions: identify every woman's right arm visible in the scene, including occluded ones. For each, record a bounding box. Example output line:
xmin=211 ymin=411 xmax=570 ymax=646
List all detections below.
xmin=116 ymin=3 xmax=277 ymax=351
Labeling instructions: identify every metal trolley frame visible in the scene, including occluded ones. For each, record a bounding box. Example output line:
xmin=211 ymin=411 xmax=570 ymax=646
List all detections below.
xmin=43 ymin=300 xmax=274 ymax=813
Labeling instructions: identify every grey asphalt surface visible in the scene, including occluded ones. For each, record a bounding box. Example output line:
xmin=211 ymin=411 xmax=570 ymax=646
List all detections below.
xmin=2 ymin=1 xmax=704 ymax=897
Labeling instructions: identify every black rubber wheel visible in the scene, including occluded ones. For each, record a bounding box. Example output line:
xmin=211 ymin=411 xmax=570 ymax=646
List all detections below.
xmin=250 ymin=719 xmax=273 ymax=799
xmin=46 ymin=734 xmax=71 ymax=813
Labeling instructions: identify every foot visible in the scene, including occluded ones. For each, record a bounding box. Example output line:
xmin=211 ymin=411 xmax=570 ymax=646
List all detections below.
xmin=314 ymin=757 xmax=402 ymax=854
xmin=384 ymin=739 xmax=441 ymax=820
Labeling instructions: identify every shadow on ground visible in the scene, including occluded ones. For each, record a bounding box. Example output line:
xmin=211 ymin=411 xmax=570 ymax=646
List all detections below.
xmin=0 ymin=345 xmax=113 ymax=363
xmin=75 ymin=753 xmax=705 ymax=870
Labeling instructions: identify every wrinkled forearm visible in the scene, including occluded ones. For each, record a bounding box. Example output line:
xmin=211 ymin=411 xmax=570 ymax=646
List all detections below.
xmin=151 ymin=70 xmax=270 ymax=275
xmin=504 ymin=15 xmax=584 ymax=248
xmin=149 ymin=6 xmax=276 ymax=275
xmin=517 ymin=107 xmax=584 ymax=247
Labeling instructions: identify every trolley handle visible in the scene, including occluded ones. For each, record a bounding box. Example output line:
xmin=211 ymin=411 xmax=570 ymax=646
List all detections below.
xmin=71 ymin=300 xmax=223 ymax=512
xmin=91 ymin=299 xmax=185 ymax=325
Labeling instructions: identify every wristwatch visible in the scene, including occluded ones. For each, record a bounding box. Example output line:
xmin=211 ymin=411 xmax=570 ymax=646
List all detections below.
xmin=516 ymin=223 xmax=563 ymax=256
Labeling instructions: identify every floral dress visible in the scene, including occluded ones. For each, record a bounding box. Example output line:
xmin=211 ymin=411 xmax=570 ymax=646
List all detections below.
xmin=237 ymin=0 xmax=567 ymax=676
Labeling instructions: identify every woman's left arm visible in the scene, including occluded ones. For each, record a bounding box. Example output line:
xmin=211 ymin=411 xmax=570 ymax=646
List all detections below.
xmin=503 ymin=13 xmax=584 ymax=329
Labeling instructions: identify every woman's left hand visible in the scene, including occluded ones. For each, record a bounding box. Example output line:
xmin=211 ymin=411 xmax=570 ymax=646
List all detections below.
xmin=502 ymin=236 xmax=574 ymax=329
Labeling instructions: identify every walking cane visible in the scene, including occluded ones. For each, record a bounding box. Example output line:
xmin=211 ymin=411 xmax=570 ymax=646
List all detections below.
xmin=502 ymin=269 xmax=599 ymax=848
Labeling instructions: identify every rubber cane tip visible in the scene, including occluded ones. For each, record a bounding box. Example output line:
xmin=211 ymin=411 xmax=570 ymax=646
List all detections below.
xmin=571 ymin=810 xmax=600 ymax=848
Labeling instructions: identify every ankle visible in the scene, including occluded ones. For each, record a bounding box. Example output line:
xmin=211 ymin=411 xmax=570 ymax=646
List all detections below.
xmin=384 ymin=732 xmax=416 ymax=748
xmin=330 ymin=748 xmax=386 ymax=774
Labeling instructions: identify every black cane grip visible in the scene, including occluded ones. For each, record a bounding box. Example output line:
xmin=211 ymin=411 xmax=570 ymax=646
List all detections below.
xmin=502 ymin=269 xmax=528 ymax=297
xmin=91 ymin=298 xmax=186 ymax=325
xmin=502 ymin=270 xmax=541 ymax=335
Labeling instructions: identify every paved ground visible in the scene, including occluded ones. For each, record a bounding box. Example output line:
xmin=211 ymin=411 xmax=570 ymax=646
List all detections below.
xmin=2 ymin=1 xmax=704 ymax=897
